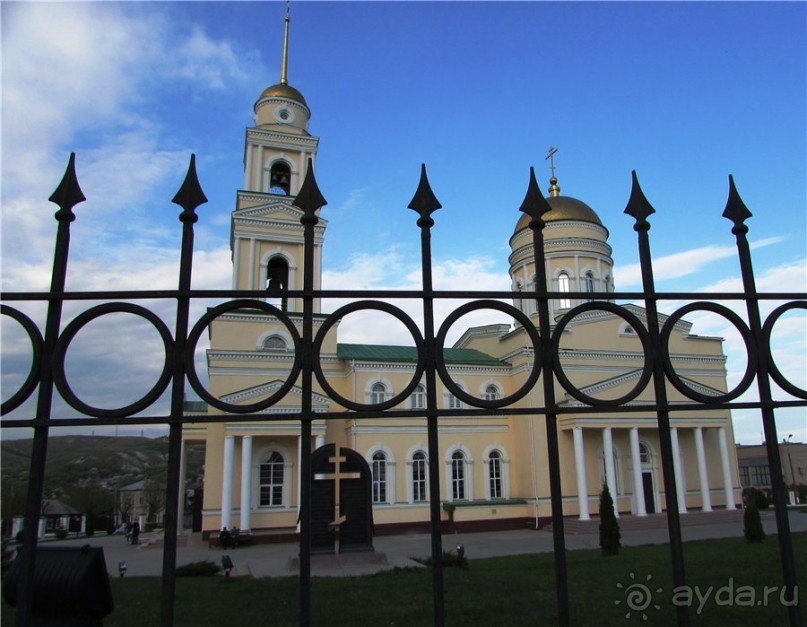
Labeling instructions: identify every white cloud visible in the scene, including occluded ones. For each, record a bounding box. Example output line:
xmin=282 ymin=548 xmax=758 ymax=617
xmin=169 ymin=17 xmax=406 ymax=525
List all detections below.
xmin=616 ymin=237 xmax=786 ymax=287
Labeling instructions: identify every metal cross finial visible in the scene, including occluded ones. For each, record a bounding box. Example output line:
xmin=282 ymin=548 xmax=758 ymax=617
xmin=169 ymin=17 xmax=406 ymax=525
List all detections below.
xmin=545 ymin=147 xmax=558 ymax=179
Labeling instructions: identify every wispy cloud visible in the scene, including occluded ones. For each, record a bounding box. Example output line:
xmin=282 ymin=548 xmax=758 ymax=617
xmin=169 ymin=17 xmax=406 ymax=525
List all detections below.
xmin=616 ymin=237 xmax=786 ymax=287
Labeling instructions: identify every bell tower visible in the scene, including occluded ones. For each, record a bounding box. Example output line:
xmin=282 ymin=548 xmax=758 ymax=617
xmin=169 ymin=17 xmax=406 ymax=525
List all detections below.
xmin=231 ymin=4 xmax=325 ymax=313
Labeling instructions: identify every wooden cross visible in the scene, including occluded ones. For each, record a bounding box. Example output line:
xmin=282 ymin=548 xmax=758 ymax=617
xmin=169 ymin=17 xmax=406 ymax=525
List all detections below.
xmin=324 ymin=453 xmax=360 ymax=535
xmin=545 ymin=146 xmax=558 ymax=178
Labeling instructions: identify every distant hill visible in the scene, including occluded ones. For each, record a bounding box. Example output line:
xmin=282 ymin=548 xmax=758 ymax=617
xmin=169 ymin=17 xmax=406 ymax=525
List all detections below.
xmin=1 ymin=435 xmax=204 ymax=518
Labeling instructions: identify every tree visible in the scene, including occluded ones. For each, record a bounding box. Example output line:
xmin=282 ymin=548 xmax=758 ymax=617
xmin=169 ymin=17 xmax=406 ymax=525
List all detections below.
xmin=744 ymin=498 xmax=765 ymax=543
xmin=67 ymin=483 xmax=114 ymax=536
xmin=599 ymin=484 xmax=621 ymax=556
xmin=143 ymin=478 xmax=166 ymax=524
xmin=118 ymin=492 xmax=135 ymax=525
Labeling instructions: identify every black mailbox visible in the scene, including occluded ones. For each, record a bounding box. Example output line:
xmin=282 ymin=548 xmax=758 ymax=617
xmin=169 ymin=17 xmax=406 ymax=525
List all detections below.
xmin=3 ymin=545 xmax=114 ymax=626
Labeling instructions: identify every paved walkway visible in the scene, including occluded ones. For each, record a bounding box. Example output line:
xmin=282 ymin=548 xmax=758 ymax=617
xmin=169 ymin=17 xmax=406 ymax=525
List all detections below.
xmin=49 ymin=509 xmax=806 ymax=580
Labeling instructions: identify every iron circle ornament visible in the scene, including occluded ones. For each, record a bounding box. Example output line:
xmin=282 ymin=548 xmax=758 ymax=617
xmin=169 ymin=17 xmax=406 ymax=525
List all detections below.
xmin=435 ymin=300 xmax=542 ymax=409
xmin=313 ymin=300 xmax=425 ymax=411
xmin=186 ymin=299 xmax=303 ymax=414
xmin=552 ymin=302 xmax=653 ymax=406
xmin=52 ymin=303 xmax=174 ymax=417
xmin=763 ymin=301 xmax=807 ymax=400
xmin=660 ymin=301 xmax=757 ymax=403
xmin=1 ymin=305 xmax=44 ymax=414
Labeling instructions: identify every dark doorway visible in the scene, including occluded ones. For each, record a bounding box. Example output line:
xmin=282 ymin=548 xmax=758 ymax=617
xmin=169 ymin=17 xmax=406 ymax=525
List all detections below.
xmin=310 ymin=444 xmax=374 ymax=554
xmin=642 ymin=472 xmax=656 ymax=514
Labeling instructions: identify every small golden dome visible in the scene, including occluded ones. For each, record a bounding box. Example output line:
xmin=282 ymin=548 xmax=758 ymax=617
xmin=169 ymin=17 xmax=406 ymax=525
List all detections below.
xmin=257 ymin=83 xmax=308 ymax=107
xmin=513 ymin=195 xmax=602 ymax=234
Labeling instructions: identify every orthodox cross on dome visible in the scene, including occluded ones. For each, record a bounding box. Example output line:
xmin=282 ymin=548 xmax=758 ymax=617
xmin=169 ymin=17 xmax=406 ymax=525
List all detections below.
xmin=280 ymin=0 xmax=291 ymax=85
xmin=545 ymin=147 xmax=561 ymax=197
xmin=545 ymin=146 xmax=558 ymax=179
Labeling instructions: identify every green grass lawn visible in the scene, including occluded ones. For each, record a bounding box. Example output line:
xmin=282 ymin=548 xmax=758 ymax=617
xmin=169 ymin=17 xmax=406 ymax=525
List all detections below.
xmin=3 ymin=534 xmax=805 ymax=626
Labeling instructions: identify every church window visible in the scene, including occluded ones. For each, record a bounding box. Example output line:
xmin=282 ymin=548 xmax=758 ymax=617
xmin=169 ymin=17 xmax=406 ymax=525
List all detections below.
xmin=484 ymin=384 xmax=501 ymax=401
xmin=558 ymin=272 xmax=571 ymax=309
xmin=412 ymin=451 xmax=427 ymax=502
xmin=583 ymin=271 xmax=595 ymax=300
xmin=269 ymin=161 xmax=291 ymax=195
xmin=410 ymin=384 xmax=425 ymax=409
xmin=488 ymin=450 xmax=503 ymax=499
xmin=266 ymin=257 xmax=290 ymax=312
xmin=259 ymin=452 xmax=284 ymax=506
xmin=372 ymin=452 xmax=387 ymax=503
xmin=370 ymin=382 xmax=387 ymax=405
xmin=451 ymin=451 xmax=466 ymax=500
xmin=261 ymin=335 xmax=286 ymax=351
xmin=639 ymin=443 xmax=650 ymax=465
xmin=447 ymin=393 xmax=462 ymax=410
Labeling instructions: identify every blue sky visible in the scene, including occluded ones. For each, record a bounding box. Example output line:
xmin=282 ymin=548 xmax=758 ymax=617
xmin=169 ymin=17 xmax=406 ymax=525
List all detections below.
xmin=1 ymin=1 xmax=805 ymax=444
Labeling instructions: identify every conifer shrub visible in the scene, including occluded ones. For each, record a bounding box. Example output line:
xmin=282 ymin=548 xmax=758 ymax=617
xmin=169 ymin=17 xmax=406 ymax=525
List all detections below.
xmin=598 ymin=484 xmax=621 ymax=556
xmin=743 ymin=498 xmax=765 ymax=543
xmin=175 ymin=560 xmax=222 ymax=577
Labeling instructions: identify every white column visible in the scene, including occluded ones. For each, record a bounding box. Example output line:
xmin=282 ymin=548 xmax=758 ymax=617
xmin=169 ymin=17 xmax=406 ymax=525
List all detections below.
xmin=670 ymin=427 xmax=688 ymax=514
xmin=178 ymin=439 xmax=187 ymax=532
xmin=573 ymin=427 xmax=590 ymax=521
xmin=602 ymin=427 xmax=619 ymax=518
xmin=296 ymin=435 xmax=302 ymax=531
xmin=630 ymin=427 xmax=647 ymax=516
xmin=249 ymin=238 xmax=256 ymax=291
xmin=221 ymin=435 xmax=235 ymax=529
xmin=718 ymin=427 xmax=736 ymax=510
xmin=315 ymin=435 xmax=325 ymax=450
xmin=244 ymin=143 xmax=253 ymax=190
xmin=240 ymin=436 xmax=252 ymax=533
xmin=257 ymin=145 xmax=264 ymax=190
xmin=694 ymin=427 xmax=712 ymax=512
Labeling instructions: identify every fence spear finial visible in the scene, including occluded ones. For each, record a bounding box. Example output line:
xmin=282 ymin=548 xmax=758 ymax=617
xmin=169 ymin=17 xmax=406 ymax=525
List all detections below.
xmin=722 ymin=175 xmax=752 ymax=234
xmin=172 ymin=154 xmax=207 ymax=223
xmin=623 ymin=171 xmax=655 ymax=231
xmin=49 ymin=152 xmax=86 ymax=222
xmin=408 ymin=164 xmax=442 ymax=227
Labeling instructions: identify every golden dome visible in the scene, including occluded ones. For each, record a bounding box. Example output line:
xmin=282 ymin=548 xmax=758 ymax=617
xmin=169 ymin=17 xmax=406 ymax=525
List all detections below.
xmin=257 ymin=83 xmax=308 ymax=107
xmin=513 ymin=195 xmax=602 ymax=234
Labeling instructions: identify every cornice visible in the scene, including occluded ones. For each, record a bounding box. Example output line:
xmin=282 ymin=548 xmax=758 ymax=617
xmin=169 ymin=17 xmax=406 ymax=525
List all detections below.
xmin=246 ymin=125 xmax=319 ymax=148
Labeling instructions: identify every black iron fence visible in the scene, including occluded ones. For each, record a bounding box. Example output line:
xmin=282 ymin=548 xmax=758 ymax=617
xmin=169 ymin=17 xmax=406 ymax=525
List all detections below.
xmin=1 ymin=154 xmax=805 ymax=626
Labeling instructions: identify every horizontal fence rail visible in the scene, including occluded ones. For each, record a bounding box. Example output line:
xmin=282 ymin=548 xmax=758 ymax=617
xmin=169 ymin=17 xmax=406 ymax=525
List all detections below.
xmin=1 ymin=154 xmax=805 ymax=626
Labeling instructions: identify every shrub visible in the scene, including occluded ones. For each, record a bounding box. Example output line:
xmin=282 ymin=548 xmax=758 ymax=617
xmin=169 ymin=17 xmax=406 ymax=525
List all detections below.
xmin=54 ymin=528 xmax=68 ymax=540
xmin=175 ymin=560 xmax=222 ymax=577
xmin=744 ymin=498 xmax=765 ymax=543
xmin=743 ymin=487 xmax=770 ymax=510
xmin=598 ymin=484 xmax=621 ymax=556
xmin=14 ymin=531 xmax=24 ymax=544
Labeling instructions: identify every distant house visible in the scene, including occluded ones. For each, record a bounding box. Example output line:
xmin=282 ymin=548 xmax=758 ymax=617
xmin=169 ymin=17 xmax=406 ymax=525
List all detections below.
xmin=10 ymin=499 xmax=85 ymax=539
xmin=736 ymin=442 xmax=806 ymax=504
xmin=117 ymin=480 xmax=166 ymax=528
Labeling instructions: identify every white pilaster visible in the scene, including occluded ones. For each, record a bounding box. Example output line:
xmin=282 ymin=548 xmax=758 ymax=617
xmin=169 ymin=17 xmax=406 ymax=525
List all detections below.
xmin=240 ymin=436 xmax=252 ymax=532
xmin=315 ymin=435 xmax=325 ymax=450
xmin=178 ymin=439 xmax=187 ymax=532
xmin=630 ymin=427 xmax=647 ymax=516
xmin=694 ymin=427 xmax=712 ymax=512
xmin=244 ymin=144 xmax=253 ymax=189
xmin=573 ymin=427 xmax=590 ymax=521
xmin=221 ymin=435 xmax=234 ymax=529
xmin=257 ymin=145 xmax=265 ymax=191
xmin=670 ymin=427 xmax=687 ymax=514
xmin=718 ymin=427 xmax=736 ymax=510
xmin=602 ymin=427 xmax=618 ymax=518
xmin=296 ymin=435 xmax=302 ymax=531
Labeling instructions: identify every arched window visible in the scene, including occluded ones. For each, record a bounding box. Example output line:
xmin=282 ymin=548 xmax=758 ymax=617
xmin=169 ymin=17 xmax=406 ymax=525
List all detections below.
xmin=639 ymin=443 xmax=650 ymax=465
xmin=451 ymin=451 xmax=466 ymax=500
xmin=558 ymin=272 xmax=571 ymax=309
xmin=372 ymin=452 xmax=387 ymax=503
xmin=266 ymin=257 xmax=290 ymax=312
xmin=412 ymin=451 xmax=427 ymax=502
xmin=410 ymin=384 xmax=425 ymax=409
xmin=259 ymin=452 xmax=284 ymax=506
xmin=583 ymin=271 xmax=595 ymax=300
xmin=269 ymin=161 xmax=291 ymax=195
xmin=488 ymin=450 xmax=503 ymax=499
xmin=484 ymin=384 xmax=500 ymax=401
xmin=370 ymin=382 xmax=387 ymax=405
xmin=447 ymin=393 xmax=462 ymax=410
xmin=261 ymin=335 xmax=286 ymax=351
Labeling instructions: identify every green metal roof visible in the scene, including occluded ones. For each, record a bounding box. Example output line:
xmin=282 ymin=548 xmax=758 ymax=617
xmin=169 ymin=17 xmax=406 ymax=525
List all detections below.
xmin=337 ymin=344 xmax=507 ymax=366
